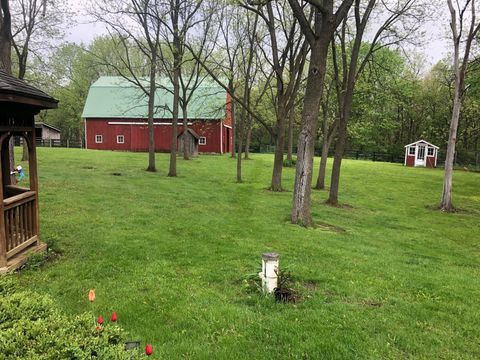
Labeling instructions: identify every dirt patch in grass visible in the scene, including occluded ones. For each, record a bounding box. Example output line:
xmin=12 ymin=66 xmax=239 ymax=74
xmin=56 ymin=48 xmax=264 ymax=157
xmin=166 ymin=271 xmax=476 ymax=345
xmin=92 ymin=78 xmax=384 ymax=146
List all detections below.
xmin=314 ymin=221 xmax=346 ymax=233
xmin=111 ymin=172 xmax=122 ymax=176
xmin=425 ymin=204 xmax=476 ymax=215
xmin=283 ymin=220 xmax=346 ymax=233
xmin=264 ymin=187 xmax=291 ymax=193
xmin=323 ymin=201 xmax=354 ymax=209
xmin=361 ymin=300 xmax=383 ymax=308
xmin=81 ymin=166 xmax=95 ymax=170
xmin=323 ymin=290 xmax=383 ymax=308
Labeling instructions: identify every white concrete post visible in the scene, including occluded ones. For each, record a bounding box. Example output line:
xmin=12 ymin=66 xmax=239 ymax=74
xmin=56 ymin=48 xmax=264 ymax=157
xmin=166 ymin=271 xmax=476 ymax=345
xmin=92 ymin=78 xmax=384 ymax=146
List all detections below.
xmin=259 ymin=252 xmax=279 ymax=293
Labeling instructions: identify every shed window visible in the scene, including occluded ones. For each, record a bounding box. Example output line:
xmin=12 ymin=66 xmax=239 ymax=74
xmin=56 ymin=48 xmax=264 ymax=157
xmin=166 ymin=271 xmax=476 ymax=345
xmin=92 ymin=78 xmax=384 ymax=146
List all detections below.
xmin=199 ymin=137 xmax=206 ymax=145
xmin=95 ymin=135 xmax=103 ymax=144
xmin=427 ymin=148 xmax=434 ymax=156
xmin=117 ymin=135 xmax=125 ymax=144
xmin=409 ymin=146 xmax=415 ymax=155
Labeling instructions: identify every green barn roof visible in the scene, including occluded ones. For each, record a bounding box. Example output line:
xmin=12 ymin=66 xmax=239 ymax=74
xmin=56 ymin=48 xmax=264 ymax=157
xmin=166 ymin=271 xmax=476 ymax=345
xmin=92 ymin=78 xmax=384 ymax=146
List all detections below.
xmin=82 ymin=76 xmax=226 ymax=119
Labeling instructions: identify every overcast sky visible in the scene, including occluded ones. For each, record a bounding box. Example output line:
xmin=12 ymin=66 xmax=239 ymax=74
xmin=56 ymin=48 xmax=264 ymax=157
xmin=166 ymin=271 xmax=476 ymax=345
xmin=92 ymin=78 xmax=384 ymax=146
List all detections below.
xmin=65 ymin=1 xmax=452 ymax=71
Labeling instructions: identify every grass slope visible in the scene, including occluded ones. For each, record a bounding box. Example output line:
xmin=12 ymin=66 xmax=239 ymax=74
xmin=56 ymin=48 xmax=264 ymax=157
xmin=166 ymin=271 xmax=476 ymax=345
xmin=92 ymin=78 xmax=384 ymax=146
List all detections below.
xmin=16 ymin=148 xmax=480 ymax=359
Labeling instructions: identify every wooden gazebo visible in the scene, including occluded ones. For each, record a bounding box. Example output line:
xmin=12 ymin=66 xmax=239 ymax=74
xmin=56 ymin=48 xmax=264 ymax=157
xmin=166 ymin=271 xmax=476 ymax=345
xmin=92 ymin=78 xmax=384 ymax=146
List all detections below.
xmin=0 ymin=70 xmax=58 ymax=273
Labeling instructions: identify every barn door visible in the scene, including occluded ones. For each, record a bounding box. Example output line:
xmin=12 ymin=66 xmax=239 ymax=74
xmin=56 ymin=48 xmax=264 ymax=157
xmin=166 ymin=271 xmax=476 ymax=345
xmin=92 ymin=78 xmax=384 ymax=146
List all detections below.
xmin=415 ymin=144 xmax=426 ymax=166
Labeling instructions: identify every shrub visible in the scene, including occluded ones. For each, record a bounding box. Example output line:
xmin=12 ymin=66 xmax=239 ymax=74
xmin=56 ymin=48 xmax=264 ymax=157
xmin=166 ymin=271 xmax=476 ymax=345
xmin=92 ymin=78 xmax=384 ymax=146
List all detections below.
xmin=283 ymin=157 xmax=296 ymax=167
xmin=0 ymin=276 xmax=131 ymax=359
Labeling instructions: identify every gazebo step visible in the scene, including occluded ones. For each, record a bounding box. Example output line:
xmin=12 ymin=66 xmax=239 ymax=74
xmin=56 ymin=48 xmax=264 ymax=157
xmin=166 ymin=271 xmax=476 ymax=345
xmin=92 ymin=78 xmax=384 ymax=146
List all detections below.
xmin=0 ymin=242 xmax=47 ymax=274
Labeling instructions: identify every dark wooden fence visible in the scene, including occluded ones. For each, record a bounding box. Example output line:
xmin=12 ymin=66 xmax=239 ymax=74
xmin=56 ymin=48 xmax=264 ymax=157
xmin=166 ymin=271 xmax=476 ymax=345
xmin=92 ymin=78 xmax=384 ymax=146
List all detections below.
xmin=254 ymin=145 xmax=480 ymax=169
xmin=35 ymin=139 xmax=84 ymax=148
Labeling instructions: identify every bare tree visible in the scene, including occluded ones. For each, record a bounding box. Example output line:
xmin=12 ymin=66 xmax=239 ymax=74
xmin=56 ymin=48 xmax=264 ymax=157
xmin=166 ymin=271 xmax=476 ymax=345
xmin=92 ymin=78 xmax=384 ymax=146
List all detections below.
xmin=155 ymin=0 xmax=204 ymax=176
xmin=243 ymin=0 xmax=309 ymax=191
xmin=9 ymin=0 xmax=67 ymax=161
xmin=236 ymin=10 xmax=260 ymax=182
xmin=93 ymin=0 xmax=163 ymax=172
xmin=10 ymin=0 xmax=67 ymax=79
xmin=184 ymin=3 xmax=275 ymax=181
xmin=326 ymin=0 xmax=429 ymax=206
xmin=441 ymin=0 xmax=480 ymax=210
xmin=212 ymin=2 xmax=250 ymax=158
xmin=178 ymin=2 xmax=216 ymax=160
xmin=287 ymin=0 xmax=353 ymax=226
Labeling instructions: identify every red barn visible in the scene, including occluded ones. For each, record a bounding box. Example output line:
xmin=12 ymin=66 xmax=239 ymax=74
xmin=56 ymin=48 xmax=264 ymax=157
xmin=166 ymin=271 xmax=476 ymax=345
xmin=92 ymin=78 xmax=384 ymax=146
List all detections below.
xmin=82 ymin=77 xmax=232 ymax=154
xmin=404 ymin=140 xmax=439 ymax=167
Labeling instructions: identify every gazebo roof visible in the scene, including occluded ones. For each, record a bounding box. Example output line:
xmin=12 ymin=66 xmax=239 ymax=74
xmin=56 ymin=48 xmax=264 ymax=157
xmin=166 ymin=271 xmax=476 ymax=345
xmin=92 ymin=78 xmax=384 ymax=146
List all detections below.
xmin=0 ymin=70 xmax=58 ymax=109
xmin=404 ymin=140 xmax=439 ymax=149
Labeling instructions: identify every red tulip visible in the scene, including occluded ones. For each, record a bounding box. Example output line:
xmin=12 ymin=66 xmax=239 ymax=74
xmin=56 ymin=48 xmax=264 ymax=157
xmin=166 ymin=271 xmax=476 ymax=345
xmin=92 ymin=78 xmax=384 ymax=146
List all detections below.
xmin=97 ymin=315 xmax=104 ymax=325
xmin=111 ymin=312 xmax=117 ymax=322
xmin=145 ymin=344 xmax=153 ymax=356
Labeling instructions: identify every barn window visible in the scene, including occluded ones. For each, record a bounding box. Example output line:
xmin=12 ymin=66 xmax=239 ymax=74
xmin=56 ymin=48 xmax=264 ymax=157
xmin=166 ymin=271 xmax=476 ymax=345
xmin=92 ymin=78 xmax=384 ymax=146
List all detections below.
xmin=95 ymin=135 xmax=103 ymax=143
xmin=427 ymin=148 xmax=434 ymax=156
xmin=409 ymin=147 xmax=415 ymax=155
xmin=117 ymin=135 xmax=125 ymax=144
xmin=199 ymin=137 xmax=206 ymax=145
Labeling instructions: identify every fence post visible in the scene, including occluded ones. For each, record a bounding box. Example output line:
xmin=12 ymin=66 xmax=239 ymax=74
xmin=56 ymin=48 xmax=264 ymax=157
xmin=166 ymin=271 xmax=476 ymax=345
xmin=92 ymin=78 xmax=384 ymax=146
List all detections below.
xmin=356 ymin=150 xmax=359 ymax=160
xmin=66 ymin=139 xmax=69 ymax=148
xmin=373 ymin=152 xmax=376 ymax=162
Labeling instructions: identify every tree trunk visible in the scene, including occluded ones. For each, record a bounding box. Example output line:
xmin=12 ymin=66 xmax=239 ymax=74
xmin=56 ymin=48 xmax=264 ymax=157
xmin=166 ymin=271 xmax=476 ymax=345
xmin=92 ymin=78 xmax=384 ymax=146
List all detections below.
xmin=236 ymin=117 xmax=244 ymax=182
xmin=287 ymin=108 xmax=294 ymax=162
xmin=168 ymin=22 xmax=181 ymax=177
xmin=327 ymin=118 xmax=347 ymax=205
xmin=441 ymin=96 xmax=460 ymax=211
xmin=168 ymin=62 xmax=180 ymax=177
xmin=291 ymin=40 xmax=329 ymax=227
xmin=315 ymin=103 xmax=335 ymax=190
xmin=315 ymin=127 xmax=336 ymax=190
xmin=270 ymin=103 xmax=287 ymax=191
xmin=21 ymin=140 xmax=29 ymax=161
xmin=182 ymin=105 xmax=190 ymax=160
xmin=1 ymin=0 xmax=15 ymax=183
xmin=229 ymin=80 xmax=236 ymax=158
xmin=8 ymin=138 xmax=15 ymax=184
xmin=146 ymin=53 xmax=157 ymax=172
xmin=0 ymin=0 xmax=12 ymax=73
xmin=244 ymin=115 xmax=252 ymax=159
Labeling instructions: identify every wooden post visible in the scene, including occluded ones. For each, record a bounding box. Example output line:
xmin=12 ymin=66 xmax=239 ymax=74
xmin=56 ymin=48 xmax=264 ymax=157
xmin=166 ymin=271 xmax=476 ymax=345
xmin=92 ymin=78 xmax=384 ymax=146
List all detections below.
xmin=26 ymin=129 xmax=40 ymax=245
xmin=0 ymin=132 xmax=7 ymax=267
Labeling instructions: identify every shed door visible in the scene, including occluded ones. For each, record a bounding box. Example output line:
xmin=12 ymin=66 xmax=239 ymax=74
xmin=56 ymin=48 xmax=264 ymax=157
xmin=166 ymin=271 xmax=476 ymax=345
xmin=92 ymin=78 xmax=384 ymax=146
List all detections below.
xmin=415 ymin=144 xmax=426 ymax=166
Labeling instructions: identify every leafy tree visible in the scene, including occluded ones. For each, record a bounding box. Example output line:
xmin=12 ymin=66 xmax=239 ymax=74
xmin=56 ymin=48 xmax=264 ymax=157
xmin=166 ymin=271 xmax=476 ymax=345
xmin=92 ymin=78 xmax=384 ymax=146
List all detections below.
xmin=441 ymin=0 xmax=480 ymax=211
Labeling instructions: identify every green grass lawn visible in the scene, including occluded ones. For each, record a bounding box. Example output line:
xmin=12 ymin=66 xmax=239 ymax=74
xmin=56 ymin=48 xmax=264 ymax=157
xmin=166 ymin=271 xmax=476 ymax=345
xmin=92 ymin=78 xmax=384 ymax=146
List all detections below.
xmin=14 ymin=148 xmax=480 ymax=359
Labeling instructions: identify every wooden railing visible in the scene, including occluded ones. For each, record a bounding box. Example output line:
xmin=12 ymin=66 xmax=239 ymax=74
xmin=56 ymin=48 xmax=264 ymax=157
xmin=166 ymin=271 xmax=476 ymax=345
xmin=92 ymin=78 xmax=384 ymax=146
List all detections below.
xmin=3 ymin=190 xmax=37 ymax=260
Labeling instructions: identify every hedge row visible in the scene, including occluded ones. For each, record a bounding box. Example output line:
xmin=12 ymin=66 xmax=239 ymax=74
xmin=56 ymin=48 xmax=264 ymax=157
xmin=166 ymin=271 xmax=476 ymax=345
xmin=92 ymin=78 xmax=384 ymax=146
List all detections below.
xmin=0 ymin=276 xmax=132 ymax=359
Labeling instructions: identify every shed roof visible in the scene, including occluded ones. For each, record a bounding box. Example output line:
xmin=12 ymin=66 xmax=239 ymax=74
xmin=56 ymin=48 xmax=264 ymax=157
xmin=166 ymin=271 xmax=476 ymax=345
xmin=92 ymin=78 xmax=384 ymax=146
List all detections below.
xmin=177 ymin=128 xmax=200 ymax=139
xmin=0 ymin=70 xmax=58 ymax=109
xmin=82 ymin=76 xmax=226 ymax=120
xmin=404 ymin=140 xmax=439 ymax=149
xmin=35 ymin=122 xmax=61 ymax=133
